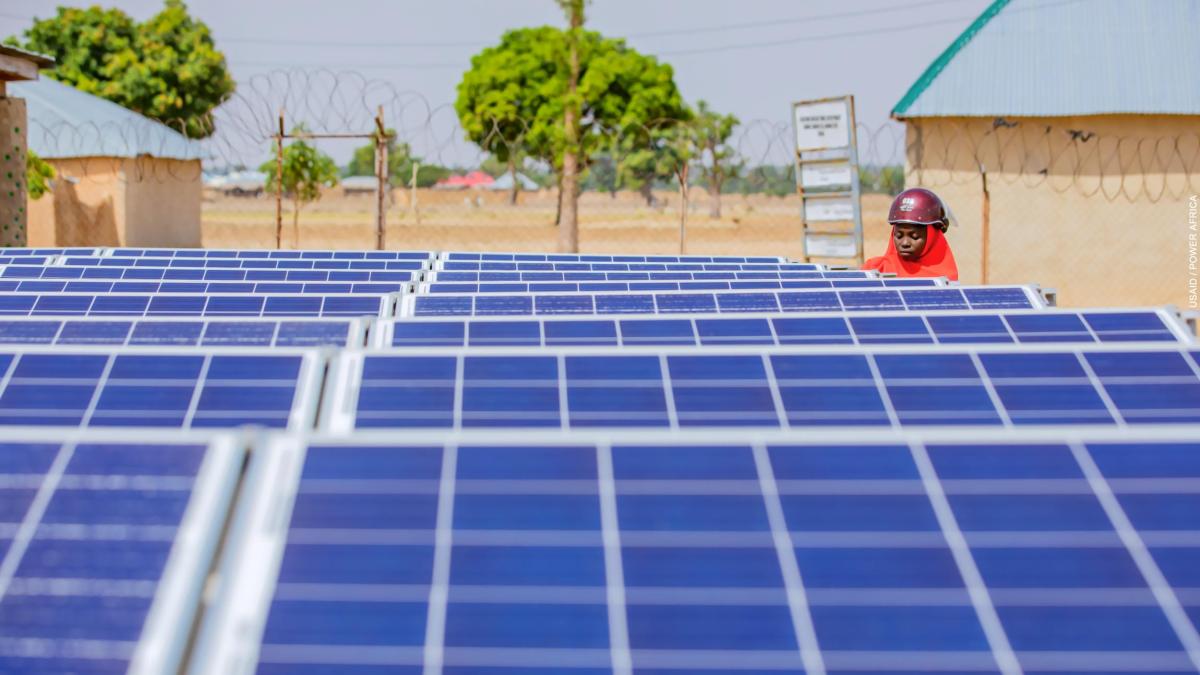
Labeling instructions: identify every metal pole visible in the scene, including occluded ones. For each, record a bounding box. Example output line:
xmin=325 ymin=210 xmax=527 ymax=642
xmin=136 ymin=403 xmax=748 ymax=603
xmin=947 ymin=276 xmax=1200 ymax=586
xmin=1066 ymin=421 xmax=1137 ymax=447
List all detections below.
xmin=275 ymin=109 xmax=284 ymax=249
xmin=412 ymin=162 xmax=420 ymax=226
xmin=980 ymin=164 xmax=990 ymax=284
xmin=374 ymin=106 xmax=388 ymax=251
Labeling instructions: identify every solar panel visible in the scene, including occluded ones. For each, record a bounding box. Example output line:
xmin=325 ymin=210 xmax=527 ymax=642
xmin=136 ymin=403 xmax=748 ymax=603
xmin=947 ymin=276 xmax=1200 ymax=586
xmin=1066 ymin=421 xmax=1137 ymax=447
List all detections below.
xmin=427 ymin=270 xmax=875 ymax=282
xmin=0 ymin=430 xmax=241 ymax=674
xmin=442 ymin=251 xmax=787 ymax=263
xmin=0 ymin=348 xmax=324 ymax=429
xmin=0 ymin=264 xmax=419 ymax=283
xmin=400 ymin=286 xmax=1047 ymax=317
xmin=377 ymin=309 xmax=1191 ymax=348
xmin=0 ymin=317 xmax=365 ymax=347
xmin=322 ymin=344 xmax=1200 ymax=430
xmin=437 ymin=261 xmax=822 ymax=272
xmin=0 ymin=248 xmax=96 ymax=256
xmin=0 ymin=293 xmax=396 ymax=317
xmin=61 ymin=256 xmax=427 ymax=271
xmin=108 ymin=248 xmax=433 ymax=260
xmin=419 ymin=279 xmax=942 ymax=295
xmin=191 ymin=428 xmax=1200 ymax=674
xmin=0 ymin=279 xmax=408 ymax=294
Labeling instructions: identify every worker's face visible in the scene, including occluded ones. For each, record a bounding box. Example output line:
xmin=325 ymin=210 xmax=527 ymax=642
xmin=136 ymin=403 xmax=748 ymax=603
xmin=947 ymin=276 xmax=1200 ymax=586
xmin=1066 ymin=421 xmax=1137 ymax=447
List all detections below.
xmin=892 ymin=224 xmax=928 ymax=260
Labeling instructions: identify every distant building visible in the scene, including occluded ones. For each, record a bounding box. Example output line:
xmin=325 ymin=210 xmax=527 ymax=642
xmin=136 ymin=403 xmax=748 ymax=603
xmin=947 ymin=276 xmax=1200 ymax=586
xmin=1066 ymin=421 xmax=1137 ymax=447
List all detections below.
xmin=892 ymin=0 xmax=1200 ymax=307
xmin=16 ymin=77 xmax=205 ymax=247
xmin=434 ymin=171 xmax=494 ymax=190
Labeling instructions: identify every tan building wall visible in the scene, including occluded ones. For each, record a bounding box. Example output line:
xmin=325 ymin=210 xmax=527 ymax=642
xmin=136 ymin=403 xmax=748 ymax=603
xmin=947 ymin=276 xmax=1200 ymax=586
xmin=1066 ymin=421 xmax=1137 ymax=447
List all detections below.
xmin=904 ymin=114 xmax=1198 ymax=309
xmin=28 ymin=156 xmax=200 ymax=247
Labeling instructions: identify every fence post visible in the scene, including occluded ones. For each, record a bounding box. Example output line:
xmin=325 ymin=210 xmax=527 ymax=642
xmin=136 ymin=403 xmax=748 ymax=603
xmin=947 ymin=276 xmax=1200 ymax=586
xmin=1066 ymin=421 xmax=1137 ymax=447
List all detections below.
xmin=374 ymin=106 xmax=388 ymax=251
xmin=678 ymin=163 xmax=689 ymax=255
xmin=411 ymin=162 xmax=420 ymax=226
xmin=275 ymin=109 xmax=284 ymax=249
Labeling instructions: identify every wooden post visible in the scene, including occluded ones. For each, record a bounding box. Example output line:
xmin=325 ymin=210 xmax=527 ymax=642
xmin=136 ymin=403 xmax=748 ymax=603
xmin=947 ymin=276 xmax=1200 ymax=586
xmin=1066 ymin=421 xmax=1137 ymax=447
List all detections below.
xmin=678 ymin=162 xmax=689 ymax=255
xmin=980 ymin=164 xmax=990 ymax=284
xmin=374 ymin=106 xmax=388 ymax=251
xmin=274 ymin=109 xmax=284 ymax=249
xmin=411 ymin=162 xmax=420 ymax=226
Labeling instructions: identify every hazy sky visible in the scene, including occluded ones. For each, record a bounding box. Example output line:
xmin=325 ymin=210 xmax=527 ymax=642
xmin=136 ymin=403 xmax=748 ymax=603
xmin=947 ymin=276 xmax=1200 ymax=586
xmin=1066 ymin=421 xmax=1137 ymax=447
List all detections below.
xmin=3 ymin=0 xmax=993 ymax=164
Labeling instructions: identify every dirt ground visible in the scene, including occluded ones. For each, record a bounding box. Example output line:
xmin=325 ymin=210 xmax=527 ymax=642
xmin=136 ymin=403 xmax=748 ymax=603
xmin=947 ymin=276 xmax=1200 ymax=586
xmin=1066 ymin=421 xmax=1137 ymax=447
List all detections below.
xmin=202 ymin=189 xmax=893 ymax=264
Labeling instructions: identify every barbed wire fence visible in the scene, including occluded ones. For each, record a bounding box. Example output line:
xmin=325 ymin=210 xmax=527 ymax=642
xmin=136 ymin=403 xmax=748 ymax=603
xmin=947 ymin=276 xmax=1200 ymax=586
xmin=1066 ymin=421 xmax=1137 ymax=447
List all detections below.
xmin=23 ymin=69 xmax=1200 ymax=257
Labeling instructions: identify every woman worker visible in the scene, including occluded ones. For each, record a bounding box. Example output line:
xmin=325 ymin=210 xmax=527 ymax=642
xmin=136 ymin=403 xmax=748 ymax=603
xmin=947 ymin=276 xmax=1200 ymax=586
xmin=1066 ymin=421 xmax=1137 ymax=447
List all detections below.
xmin=864 ymin=187 xmax=959 ymax=281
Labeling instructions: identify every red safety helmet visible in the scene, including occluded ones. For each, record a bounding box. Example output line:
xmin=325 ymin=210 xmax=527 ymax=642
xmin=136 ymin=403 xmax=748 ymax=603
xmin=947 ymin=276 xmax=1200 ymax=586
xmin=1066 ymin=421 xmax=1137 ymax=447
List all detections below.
xmin=887 ymin=188 xmax=950 ymax=232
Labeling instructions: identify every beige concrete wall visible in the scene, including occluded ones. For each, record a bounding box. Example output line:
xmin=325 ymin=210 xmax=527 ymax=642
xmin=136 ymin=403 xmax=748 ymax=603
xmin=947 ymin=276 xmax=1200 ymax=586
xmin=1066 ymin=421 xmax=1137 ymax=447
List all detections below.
xmin=123 ymin=157 xmax=202 ymax=246
xmin=905 ymin=115 xmax=1199 ymax=308
xmin=0 ymin=97 xmax=27 ymax=247
xmin=27 ymin=156 xmax=201 ymax=247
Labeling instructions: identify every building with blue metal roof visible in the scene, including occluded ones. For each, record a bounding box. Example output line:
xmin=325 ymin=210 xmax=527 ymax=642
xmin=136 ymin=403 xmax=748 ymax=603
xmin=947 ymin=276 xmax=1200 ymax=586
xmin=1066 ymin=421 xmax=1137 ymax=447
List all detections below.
xmin=891 ymin=0 xmax=1199 ymax=310
xmin=13 ymin=77 xmax=204 ymax=249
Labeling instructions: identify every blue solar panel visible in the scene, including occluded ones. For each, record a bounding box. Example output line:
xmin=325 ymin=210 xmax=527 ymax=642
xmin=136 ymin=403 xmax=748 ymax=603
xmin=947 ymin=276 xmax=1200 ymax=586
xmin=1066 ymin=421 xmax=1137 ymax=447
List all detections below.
xmin=0 ymin=278 xmax=407 ymax=294
xmin=382 ymin=310 xmax=1185 ymax=348
xmin=326 ymin=347 xmax=1200 ymax=430
xmin=0 ymin=432 xmax=239 ymax=674
xmin=0 ymin=248 xmax=96 ymax=256
xmin=0 ymin=293 xmax=390 ymax=317
xmin=402 ymin=286 xmax=1042 ymax=317
xmin=109 ymin=248 xmax=432 ymax=260
xmin=193 ymin=430 xmax=1200 ymax=673
xmin=0 ymin=264 xmax=417 ymax=283
xmin=420 ymin=279 xmax=939 ymax=294
xmin=0 ymin=317 xmax=360 ymax=347
xmin=443 ymin=252 xmax=786 ymax=263
xmin=428 ymin=270 xmax=872 ymax=282
xmin=438 ymin=261 xmax=820 ymax=272
xmin=0 ymin=350 xmax=322 ymax=428
xmin=61 ymin=256 xmax=426 ymax=271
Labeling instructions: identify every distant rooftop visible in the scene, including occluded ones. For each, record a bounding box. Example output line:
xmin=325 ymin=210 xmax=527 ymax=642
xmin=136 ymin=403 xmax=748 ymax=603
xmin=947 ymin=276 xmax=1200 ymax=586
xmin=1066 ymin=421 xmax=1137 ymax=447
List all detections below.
xmin=893 ymin=0 xmax=1200 ymax=118
xmin=12 ymin=77 xmax=204 ymax=160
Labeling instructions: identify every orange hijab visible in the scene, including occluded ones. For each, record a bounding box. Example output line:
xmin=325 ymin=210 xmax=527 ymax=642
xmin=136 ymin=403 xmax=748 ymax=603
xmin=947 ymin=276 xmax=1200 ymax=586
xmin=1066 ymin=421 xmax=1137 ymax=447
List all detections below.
xmin=863 ymin=225 xmax=958 ymax=281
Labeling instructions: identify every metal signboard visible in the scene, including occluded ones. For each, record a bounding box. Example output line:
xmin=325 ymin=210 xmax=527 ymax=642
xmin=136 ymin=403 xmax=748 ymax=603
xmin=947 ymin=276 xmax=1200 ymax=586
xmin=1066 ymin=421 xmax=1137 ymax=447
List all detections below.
xmin=792 ymin=95 xmax=864 ymax=265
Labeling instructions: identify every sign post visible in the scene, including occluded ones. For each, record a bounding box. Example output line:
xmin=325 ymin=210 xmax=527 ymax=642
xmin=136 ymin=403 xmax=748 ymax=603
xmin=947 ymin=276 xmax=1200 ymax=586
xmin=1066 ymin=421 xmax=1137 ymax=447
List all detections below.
xmin=792 ymin=95 xmax=863 ymax=265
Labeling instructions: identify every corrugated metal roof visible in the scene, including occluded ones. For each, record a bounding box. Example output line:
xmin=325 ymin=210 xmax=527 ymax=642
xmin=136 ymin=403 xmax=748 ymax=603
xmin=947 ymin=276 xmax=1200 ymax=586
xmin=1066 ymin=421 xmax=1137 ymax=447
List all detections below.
xmin=11 ymin=77 xmax=203 ymax=160
xmin=893 ymin=0 xmax=1200 ymax=118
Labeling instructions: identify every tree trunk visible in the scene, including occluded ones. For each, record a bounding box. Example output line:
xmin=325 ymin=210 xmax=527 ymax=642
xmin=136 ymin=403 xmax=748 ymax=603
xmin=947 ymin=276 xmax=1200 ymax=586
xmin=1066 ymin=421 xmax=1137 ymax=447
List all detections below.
xmin=507 ymin=157 xmax=519 ymax=206
xmin=292 ymin=197 xmax=301 ymax=248
xmin=554 ymin=171 xmax=563 ymax=226
xmin=639 ymin=180 xmax=654 ymax=207
xmin=708 ymin=173 xmax=722 ymax=219
xmin=558 ymin=3 xmax=583 ymax=253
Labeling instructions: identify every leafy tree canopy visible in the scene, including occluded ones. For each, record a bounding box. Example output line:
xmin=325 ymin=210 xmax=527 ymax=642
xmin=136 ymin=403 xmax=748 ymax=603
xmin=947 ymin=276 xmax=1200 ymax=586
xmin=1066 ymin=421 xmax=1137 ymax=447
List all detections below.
xmin=8 ymin=0 xmax=234 ymax=138
xmin=259 ymin=126 xmax=339 ymax=206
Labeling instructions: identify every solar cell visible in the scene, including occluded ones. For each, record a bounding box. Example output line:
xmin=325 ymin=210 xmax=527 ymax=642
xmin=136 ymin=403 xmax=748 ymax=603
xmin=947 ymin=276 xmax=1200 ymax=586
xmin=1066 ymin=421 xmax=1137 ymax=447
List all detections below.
xmin=0 ymin=293 xmax=395 ymax=317
xmin=323 ymin=345 xmax=1200 ymax=430
xmin=0 ymin=348 xmax=324 ymax=429
xmin=441 ymin=252 xmax=786 ymax=263
xmin=426 ymin=270 xmax=874 ymax=282
xmin=378 ymin=309 xmax=1190 ymax=348
xmin=0 ymin=430 xmax=240 ymax=675
xmin=0 ymin=264 xmax=418 ymax=283
xmin=0 ymin=278 xmax=408 ymax=294
xmin=192 ymin=428 xmax=1200 ymax=674
xmin=0 ymin=248 xmax=95 ymax=256
xmin=0 ymin=317 xmax=364 ymax=347
xmin=419 ymin=278 xmax=941 ymax=294
xmin=61 ymin=256 xmax=427 ymax=271
xmin=108 ymin=248 xmax=432 ymax=260
xmin=436 ymin=261 xmax=822 ymax=272
xmin=400 ymin=286 xmax=1047 ymax=317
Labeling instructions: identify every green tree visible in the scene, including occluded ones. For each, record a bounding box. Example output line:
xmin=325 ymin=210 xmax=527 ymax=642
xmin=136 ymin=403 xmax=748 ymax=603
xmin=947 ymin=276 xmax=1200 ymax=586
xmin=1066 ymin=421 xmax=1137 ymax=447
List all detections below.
xmin=26 ymin=151 xmax=56 ymax=201
xmin=259 ymin=127 xmax=339 ymax=247
xmin=456 ymin=23 xmax=687 ymax=223
xmin=9 ymin=0 xmax=234 ymax=138
xmin=689 ymin=101 xmax=741 ymax=218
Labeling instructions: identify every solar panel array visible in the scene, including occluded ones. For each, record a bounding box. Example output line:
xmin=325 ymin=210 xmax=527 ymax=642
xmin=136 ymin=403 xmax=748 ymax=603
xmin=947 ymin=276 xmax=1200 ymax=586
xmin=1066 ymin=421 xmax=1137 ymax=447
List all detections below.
xmin=0 ymin=245 xmax=1196 ymax=675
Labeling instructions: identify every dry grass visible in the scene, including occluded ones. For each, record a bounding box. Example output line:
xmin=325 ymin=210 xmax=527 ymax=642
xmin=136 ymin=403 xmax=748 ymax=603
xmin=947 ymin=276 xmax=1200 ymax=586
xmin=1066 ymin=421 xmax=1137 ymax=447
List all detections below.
xmin=203 ymin=189 xmax=893 ymax=261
